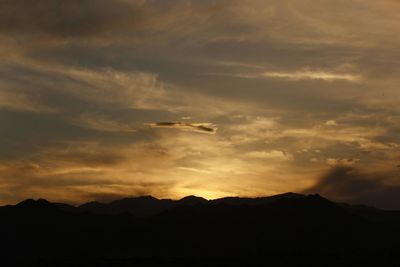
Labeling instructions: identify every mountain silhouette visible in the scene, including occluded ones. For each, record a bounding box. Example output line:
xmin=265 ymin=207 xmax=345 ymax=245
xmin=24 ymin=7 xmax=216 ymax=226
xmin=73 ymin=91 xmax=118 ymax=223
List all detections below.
xmin=58 ymin=192 xmax=305 ymax=217
xmin=178 ymin=195 xmax=208 ymax=205
xmin=1 ymin=193 xmax=400 ymax=266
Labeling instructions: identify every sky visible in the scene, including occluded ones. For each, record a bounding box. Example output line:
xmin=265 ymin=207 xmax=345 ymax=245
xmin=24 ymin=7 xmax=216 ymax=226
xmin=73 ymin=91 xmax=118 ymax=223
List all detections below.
xmin=1 ymin=0 xmax=400 ymax=209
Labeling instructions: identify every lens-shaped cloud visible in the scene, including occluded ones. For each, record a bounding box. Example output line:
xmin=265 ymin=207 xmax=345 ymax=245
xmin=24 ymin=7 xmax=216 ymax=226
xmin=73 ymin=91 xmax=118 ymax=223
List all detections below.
xmin=147 ymin=122 xmax=217 ymax=134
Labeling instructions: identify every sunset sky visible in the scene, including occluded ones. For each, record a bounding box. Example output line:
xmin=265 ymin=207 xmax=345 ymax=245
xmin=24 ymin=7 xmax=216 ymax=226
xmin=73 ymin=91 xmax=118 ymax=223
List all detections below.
xmin=1 ymin=0 xmax=400 ymax=208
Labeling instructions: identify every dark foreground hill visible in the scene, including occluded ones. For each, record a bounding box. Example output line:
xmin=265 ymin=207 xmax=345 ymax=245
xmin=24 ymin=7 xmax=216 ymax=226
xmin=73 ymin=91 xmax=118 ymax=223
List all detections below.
xmin=1 ymin=193 xmax=400 ymax=266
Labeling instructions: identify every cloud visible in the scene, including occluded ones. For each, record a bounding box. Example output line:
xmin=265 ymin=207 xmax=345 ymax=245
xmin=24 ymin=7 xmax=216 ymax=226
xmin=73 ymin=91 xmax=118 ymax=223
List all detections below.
xmin=176 ymin=166 xmax=212 ymax=174
xmin=325 ymin=158 xmax=359 ymax=166
xmin=207 ymin=67 xmax=362 ymax=88
xmin=55 ymin=68 xmax=173 ymax=111
xmin=231 ymin=69 xmax=362 ymax=82
xmin=0 ymin=0 xmax=228 ymax=45
xmin=325 ymin=120 xmax=338 ymax=126
xmin=0 ymin=56 xmax=246 ymax=116
xmin=246 ymin=150 xmax=293 ymax=161
xmin=282 ymin=125 xmax=387 ymax=148
xmin=147 ymin=121 xmax=218 ymax=134
xmin=0 ymin=0 xmax=147 ymax=39
xmin=0 ymin=90 xmax=55 ymax=113
xmin=72 ymin=114 xmax=136 ymax=133
xmin=304 ymin=167 xmax=400 ymax=210
xmin=227 ymin=116 xmax=279 ymax=144
xmin=1 ymin=62 xmax=183 ymax=113
xmin=262 ymin=70 xmax=361 ymax=82
xmin=0 ymin=141 xmax=180 ymax=204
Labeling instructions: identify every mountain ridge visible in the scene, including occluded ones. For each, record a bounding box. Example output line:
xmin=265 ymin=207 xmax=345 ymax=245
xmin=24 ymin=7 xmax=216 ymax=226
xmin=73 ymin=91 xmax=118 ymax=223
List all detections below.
xmin=5 ymin=192 xmax=313 ymax=217
xmin=1 ymin=192 xmax=400 ymax=265
xmin=3 ymin=192 xmax=400 ymax=220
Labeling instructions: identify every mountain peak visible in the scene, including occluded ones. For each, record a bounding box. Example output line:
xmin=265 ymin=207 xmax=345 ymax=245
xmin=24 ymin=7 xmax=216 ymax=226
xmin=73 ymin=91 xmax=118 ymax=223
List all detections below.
xmin=136 ymin=195 xmax=158 ymax=201
xmin=16 ymin=198 xmax=52 ymax=208
xmin=179 ymin=195 xmax=208 ymax=205
xmin=276 ymin=192 xmax=304 ymax=198
xmin=14 ymin=198 xmax=58 ymax=214
xmin=306 ymin=193 xmax=327 ymax=201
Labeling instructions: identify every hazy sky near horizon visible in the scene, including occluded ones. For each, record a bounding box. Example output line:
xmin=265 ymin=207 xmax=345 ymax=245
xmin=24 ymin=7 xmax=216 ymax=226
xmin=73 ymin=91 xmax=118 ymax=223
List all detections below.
xmin=1 ymin=0 xmax=400 ymax=208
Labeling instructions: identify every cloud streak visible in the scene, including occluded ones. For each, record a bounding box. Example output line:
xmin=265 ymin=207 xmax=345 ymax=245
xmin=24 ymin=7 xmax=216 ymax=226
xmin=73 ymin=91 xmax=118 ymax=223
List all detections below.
xmin=0 ymin=90 xmax=55 ymax=113
xmin=147 ymin=122 xmax=218 ymax=134
xmin=207 ymin=68 xmax=362 ymax=83
xmin=262 ymin=70 xmax=361 ymax=82
xmin=246 ymin=150 xmax=293 ymax=161
xmin=72 ymin=114 xmax=137 ymax=133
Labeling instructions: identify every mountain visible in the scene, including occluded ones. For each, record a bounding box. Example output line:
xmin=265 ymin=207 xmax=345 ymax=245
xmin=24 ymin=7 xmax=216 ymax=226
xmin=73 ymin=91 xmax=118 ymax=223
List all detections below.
xmin=57 ymin=192 xmax=304 ymax=217
xmin=178 ymin=195 xmax=208 ymax=205
xmin=75 ymin=195 xmax=185 ymax=216
xmin=1 ymin=193 xmax=400 ymax=266
xmin=211 ymin=192 xmax=304 ymax=206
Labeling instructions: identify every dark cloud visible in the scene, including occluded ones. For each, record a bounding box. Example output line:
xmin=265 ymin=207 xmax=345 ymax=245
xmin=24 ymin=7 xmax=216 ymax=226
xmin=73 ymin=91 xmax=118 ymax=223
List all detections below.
xmin=304 ymin=167 xmax=400 ymax=210
xmin=0 ymin=0 xmax=147 ymax=38
xmin=148 ymin=121 xmax=217 ymax=134
xmin=0 ymin=0 xmax=228 ymax=41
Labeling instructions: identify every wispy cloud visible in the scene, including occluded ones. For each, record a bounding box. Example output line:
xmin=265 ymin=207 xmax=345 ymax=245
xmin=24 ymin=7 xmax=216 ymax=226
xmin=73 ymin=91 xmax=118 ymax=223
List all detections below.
xmin=72 ymin=114 xmax=136 ymax=133
xmin=326 ymin=158 xmax=360 ymax=166
xmin=147 ymin=122 xmax=217 ymax=134
xmin=246 ymin=150 xmax=293 ymax=161
xmin=325 ymin=120 xmax=338 ymax=126
xmin=0 ymin=90 xmax=55 ymax=113
xmin=206 ymin=69 xmax=362 ymax=83
xmin=261 ymin=70 xmax=362 ymax=82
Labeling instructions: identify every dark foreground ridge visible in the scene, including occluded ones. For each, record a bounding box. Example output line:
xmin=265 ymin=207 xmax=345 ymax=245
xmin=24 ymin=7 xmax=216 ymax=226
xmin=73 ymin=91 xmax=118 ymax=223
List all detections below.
xmin=1 ymin=193 xmax=400 ymax=266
